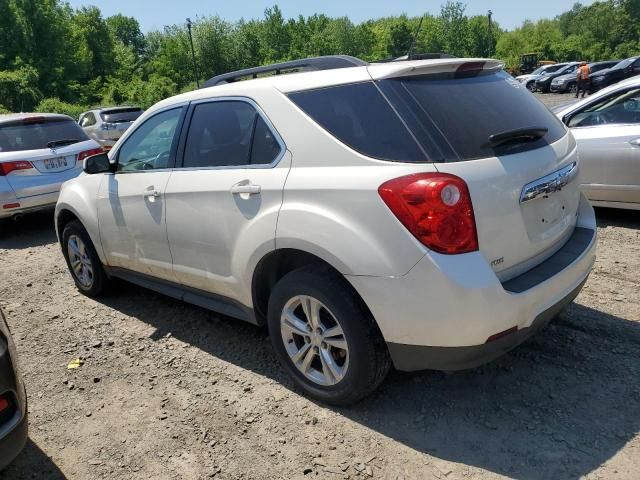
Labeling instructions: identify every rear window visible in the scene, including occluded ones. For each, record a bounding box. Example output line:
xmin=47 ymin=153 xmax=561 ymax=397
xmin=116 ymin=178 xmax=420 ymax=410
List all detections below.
xmin=289 ymin=71 xmax=566 ymax=163
xmin=100 ymin=108 xmax=143 ymax=123
xmin=0 ymin=117 xmax=89 ymax=153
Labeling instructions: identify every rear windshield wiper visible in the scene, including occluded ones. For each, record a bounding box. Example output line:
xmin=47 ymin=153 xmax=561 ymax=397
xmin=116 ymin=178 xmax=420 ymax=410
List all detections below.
xmin=47 ymin=139 xmax=80 ymax=149
xmin=486 ymin=127 xmax=548 ymax=148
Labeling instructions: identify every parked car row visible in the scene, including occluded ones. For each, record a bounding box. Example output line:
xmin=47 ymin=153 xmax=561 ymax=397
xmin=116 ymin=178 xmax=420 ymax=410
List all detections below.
xmin=517 ymin=56 xmax=640 ymax=94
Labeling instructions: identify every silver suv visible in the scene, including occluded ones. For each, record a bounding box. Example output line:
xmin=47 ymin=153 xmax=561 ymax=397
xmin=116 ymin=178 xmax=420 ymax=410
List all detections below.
xmin=79 ymin=106 xmax=143 ymax=151
xmin=56 ymin=56 xmax=596 ymax=404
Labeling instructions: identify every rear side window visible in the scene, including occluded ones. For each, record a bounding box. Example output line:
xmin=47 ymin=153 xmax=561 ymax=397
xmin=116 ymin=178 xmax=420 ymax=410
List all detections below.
xmin=100 ymin=108 xmax=143 ymax=124
xmin=183 ymin=101 xmax=282 ymax=168
xmin=288 ymin=82 xmax=426 ymax=162
xmin=378 ymin=71 xmax=567 ymax=162
xmin=0 ymin=117 xmax=89 ymax=153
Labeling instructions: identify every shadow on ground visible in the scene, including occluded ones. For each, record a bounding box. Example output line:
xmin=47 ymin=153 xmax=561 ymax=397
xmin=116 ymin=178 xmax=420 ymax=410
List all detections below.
xmin=595 ymin=206 xmax=640 ymax=230
xmin=0 ymin=210 xmax=57 ymax=249
xmin=99 ymin=281 xmax=640 ymax=480
xmin=0 ymin=439 xmax=66 ymax=479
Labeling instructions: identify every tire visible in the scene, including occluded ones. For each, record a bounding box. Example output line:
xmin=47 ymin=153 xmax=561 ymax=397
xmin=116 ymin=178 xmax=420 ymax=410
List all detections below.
xmin=267 ymin=267 xmax=391 ymax=406
xmin=526 ymin=81 xmax=536 ymax=92
xmin=61 ymin=220 xmax=109 ymax=297
xmin=569 ymin=83 xmax=578 ymax=94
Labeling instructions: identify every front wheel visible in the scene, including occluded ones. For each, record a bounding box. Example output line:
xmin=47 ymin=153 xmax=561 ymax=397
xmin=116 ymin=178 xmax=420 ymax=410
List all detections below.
xmin=526 ymin=81 xmax=536 ymax=92
xmin=61 ymin=220 xmax=110 ymax=297
xmin=569 ymin=83 xmax=578 ymax=94
xmin=267 ymin=267 xmax=390 ymax=405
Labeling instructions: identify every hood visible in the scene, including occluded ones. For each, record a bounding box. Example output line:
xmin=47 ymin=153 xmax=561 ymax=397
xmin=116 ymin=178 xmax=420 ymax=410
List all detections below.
xmin=550 ymin=100 xmax=579 ymax=114
xmin=552 ymin=73 xmax=574 ymax=83
xmin=590 ymin=68 xmax=610 ymax=78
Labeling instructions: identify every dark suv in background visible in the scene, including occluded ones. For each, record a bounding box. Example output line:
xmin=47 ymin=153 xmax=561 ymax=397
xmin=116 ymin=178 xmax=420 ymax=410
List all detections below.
xmin=550 ymin=60 xmax=619 ymax=93
xmin=590 ymin=56 xmax=640 ymax=91
xmin=535 ymin=62 xmax=580 ymax=92
xmin=0 ymin=307 xmax=27 ymax=470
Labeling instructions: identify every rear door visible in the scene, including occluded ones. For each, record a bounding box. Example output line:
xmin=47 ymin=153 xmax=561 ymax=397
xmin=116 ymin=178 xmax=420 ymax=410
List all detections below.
xmin=0 ymin=116 xmax=97 ymax=198
xmin=567 ymin=86 xmax=640 ymax=204
xmin=165 ymin=98 xmax=289 ymax=300
xmin=373 ymin=67 xmax=580 ymax=279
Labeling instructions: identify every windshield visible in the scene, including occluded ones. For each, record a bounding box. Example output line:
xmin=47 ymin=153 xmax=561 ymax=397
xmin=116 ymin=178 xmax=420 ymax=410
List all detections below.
xmin=554 ymin=64 xmax=575 ymax=76
xmin=100 ymin=108 xmax=143 ymax=124
xmin=611 ymin=58 xmax=637 ymax=71
xmin=0 ymin=117 xmax=89 ymax=152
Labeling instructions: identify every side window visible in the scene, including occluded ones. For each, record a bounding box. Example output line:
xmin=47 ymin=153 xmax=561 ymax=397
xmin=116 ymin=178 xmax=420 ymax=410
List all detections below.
xmin=288 ymin=82 xmax=425 ymax=161
xmin=568 ymin=88 xmax=640 ymax=128
xmin=251 ymin=116 xmax=282 ymax=164
xmin=183 ymin=101 xmax=281 ymax=168
xmin=117 ymin=108 xmax=182 ymax=172
xmin=80 ymin=113 xmax=96 ymax=127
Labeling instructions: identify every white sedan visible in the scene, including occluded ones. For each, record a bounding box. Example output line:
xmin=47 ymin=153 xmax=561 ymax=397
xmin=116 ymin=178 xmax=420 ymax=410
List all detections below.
xmin=554 ymin=75 xmax=640 ymax=210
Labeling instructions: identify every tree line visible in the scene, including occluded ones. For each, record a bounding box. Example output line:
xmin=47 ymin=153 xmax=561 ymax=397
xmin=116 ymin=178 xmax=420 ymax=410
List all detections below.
xmin=1 ymin=1 xmax=639 ymax=117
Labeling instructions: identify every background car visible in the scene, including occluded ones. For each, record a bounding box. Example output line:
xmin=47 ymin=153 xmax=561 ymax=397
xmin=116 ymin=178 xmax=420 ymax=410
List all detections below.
xmin=516 ymin=63 xmax=567 ymax=91
xmin=555 ymin=75 xmax=640 ymax=210
xmin=79 ymin=106 xmax=143 ymax=151
xmin=0 ymin=114 xmax=102 ymax=220
xmin=536 ymin=62 xmax=580 ymax=92
xmin=550 ymin=60 xmax=619 ymax=94
xmin=589 ymin=56 xmax=640 ymax=91
xmin=0 ymin=307 xmax=27 ymax=470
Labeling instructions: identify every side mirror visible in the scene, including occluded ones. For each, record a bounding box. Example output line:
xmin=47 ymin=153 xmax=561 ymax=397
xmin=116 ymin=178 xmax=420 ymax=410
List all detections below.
xmin=83 ymin=152 xmax=115 ymax=174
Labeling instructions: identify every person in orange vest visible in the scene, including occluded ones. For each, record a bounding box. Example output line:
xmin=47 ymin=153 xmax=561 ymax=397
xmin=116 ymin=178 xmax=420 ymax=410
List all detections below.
xmin=576 ymin=61 xmax=590 ymax=98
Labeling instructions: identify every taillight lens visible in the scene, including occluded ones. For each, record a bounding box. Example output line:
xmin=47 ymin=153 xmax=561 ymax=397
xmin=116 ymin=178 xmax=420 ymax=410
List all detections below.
xmin=0 ymin=161 xmax=34 ymax=176
xmin=378 ymin=173 xmax=478 ymax=254
xmin=78 ymin=148 xmax=104 ymax=162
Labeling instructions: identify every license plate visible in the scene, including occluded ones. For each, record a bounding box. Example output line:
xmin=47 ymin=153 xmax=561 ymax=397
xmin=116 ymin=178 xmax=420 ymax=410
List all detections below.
xmin=44 ymin=157 xmax=68 ymax=170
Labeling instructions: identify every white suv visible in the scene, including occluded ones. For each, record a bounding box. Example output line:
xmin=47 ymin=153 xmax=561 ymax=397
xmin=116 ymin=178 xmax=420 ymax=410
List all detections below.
xmin=55 ymin=56 xmax=597 ymax=405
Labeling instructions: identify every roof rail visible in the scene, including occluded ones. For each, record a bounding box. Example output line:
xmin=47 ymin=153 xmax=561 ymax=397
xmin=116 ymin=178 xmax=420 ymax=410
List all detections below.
xmin=202 ymin=55 xmax=368 ymax=88
xmin=377 ymin=52 xmax=457 ymax=63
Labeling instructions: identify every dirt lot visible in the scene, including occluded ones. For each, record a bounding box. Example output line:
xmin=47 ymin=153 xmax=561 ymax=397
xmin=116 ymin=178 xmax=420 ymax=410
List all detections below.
xmin=1 ymin=93 xmax=639 ymax=480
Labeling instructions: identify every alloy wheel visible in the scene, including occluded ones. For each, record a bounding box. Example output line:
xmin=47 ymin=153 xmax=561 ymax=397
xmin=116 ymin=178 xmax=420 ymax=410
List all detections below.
xmin=280 ymin=295 xmax=349 ymax=386
xmin=67 ymin=234 xmax=94 ymax=288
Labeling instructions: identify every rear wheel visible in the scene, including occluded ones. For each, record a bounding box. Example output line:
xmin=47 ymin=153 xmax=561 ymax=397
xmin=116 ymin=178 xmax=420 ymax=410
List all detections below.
xmin=267 ymin=267 xmax=390 ymax=405
xmin=62 ymin=220 xmax=109 ymax=297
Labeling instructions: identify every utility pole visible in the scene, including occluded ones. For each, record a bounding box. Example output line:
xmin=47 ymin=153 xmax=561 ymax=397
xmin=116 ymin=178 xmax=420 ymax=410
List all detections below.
xmin=186 ymin=18 xmax=200 ymax=88
xmin=487 ymin=10 xmax=493 ymax=57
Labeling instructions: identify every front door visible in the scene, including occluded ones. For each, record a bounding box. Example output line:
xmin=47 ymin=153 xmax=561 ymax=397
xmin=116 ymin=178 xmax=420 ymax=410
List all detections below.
xmin=165 ymin=99 xmax=289 ymax=302
xmin=569 ymin=86 xmax=640 ymax=204
xmin=97 ymin=106 xmax=185 ymax=280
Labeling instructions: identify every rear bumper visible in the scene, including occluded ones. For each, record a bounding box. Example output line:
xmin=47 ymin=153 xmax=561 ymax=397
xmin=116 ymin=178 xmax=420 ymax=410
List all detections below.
xmin=387 ymin=276 xmax=587 ymax=371
xmin=347 ymin=193 xmax=596 ymax=371
xmin=0 ymin=191 xmax=58 ymax=219
xmin=0 ymin=402 xmax=27 ymax=471
xmin=0 ymin=316 xmax=28 ymax=470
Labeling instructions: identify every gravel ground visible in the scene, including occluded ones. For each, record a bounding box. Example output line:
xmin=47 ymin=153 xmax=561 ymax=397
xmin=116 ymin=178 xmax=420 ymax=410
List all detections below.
xmin=0 ymin=93 xmax=638 ymax=480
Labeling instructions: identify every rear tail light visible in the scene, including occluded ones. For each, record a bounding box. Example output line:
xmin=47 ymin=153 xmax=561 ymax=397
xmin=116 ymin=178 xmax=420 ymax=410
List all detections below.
xmin=0 ymin=395 xmax=8 ymax=413
xmin=78 ymin=148 xmax=104 ymax=162
xmin=0 ymin=161 xmax=34 ymax=176
xmin=378 ymin=173 xmax=478 ymax=254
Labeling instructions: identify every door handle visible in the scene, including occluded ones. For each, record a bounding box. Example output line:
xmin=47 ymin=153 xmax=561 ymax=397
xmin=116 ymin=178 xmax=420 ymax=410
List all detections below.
xmin=230 ymin=182 xmax=261 ymax=195
xmin=143 ymin=188 xmax=161 ymax=202
xmin=630 ymin=138 xmax=640 ymax=147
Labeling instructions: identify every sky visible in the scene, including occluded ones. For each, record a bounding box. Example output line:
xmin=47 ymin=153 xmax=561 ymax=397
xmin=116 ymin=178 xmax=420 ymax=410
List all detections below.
xmin=66 ymin=0 xmax=597 ymax=32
